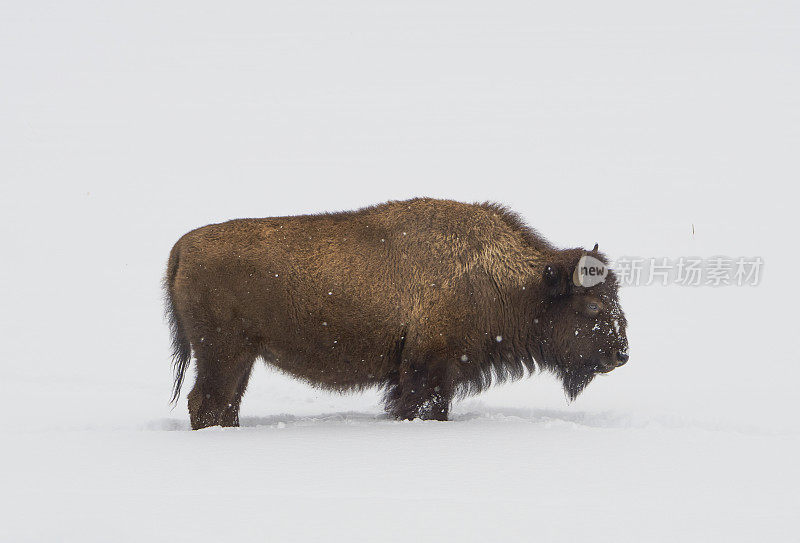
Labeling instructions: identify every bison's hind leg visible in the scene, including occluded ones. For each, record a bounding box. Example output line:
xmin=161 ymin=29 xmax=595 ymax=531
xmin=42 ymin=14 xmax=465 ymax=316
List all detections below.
xmin=188 ymin=344 xmax=257 ymax=430
xmin=383 ymin=361 xmax=454 ymax=421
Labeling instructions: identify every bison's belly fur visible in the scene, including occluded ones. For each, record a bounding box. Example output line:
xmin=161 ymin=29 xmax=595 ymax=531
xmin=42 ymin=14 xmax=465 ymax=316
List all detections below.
xmin=166 ymin=198 xmax=557 ymax=429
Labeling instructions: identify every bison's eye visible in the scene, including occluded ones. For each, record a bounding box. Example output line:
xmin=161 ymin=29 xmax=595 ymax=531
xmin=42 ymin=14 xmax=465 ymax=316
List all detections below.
xmin=586 ymin=301 xmax=601 ymax=316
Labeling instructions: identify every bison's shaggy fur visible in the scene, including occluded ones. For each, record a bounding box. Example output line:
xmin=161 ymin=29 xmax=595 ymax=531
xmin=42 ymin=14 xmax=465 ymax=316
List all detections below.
xmin=165 ymin=198 xmax=629 ymax=429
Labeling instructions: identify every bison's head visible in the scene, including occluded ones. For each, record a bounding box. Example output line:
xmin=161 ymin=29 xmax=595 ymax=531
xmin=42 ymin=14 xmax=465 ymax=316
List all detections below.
xmin=531 ymin=246 xmax=629 ymax=400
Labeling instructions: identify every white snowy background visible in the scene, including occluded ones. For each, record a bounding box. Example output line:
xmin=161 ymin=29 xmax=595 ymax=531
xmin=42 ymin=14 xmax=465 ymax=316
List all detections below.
xmin=2 ymin=1 xmax=799 ymax=541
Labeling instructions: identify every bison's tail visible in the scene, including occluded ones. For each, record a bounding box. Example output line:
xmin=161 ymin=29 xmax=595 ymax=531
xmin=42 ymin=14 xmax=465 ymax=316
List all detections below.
xmin=164 ymin=242 xmax=191 ymax=406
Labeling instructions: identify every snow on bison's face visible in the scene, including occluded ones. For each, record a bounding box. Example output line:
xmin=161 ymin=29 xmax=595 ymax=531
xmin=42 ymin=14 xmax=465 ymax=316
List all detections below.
xmin=533 ymin=250 xmax=629 ymax=400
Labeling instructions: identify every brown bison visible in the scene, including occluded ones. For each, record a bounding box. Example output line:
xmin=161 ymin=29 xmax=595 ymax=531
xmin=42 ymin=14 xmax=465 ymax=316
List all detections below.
xmin=165 ymin=198 xmax=629 ymax=429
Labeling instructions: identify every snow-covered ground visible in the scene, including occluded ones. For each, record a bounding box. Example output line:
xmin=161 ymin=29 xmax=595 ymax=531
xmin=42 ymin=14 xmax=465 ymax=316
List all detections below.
xmin=2 ymin=1 xmax=799 ymax=541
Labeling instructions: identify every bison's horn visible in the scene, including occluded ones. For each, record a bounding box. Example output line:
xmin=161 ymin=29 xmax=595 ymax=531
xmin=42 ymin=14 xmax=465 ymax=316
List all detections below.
xmin=592 ymin=243 xmax=599 ymax=252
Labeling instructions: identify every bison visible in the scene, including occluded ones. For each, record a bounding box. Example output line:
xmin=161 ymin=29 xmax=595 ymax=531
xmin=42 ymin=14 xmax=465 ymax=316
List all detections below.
xmin=164 ymin=198 xmax=629 ymax=429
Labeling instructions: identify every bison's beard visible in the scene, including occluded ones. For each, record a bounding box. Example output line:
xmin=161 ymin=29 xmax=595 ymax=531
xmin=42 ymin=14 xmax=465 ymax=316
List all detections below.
xmin=535 ymin=343 xmax=597 ymax=401
xmin=560 ymin=367 xmax=596 ymax=402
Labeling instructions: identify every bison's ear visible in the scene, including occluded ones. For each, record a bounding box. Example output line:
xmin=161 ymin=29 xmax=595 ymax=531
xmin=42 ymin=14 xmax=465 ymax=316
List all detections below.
xmin=543 ymin=264 xmax=559 ymax=285
xmin=542 ymin=263 xmax=569 ymax=297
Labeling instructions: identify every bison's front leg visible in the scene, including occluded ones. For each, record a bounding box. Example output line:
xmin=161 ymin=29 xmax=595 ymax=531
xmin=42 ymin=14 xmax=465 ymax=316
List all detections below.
xmin=384 ymin=361 xmax=454 ymax=421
